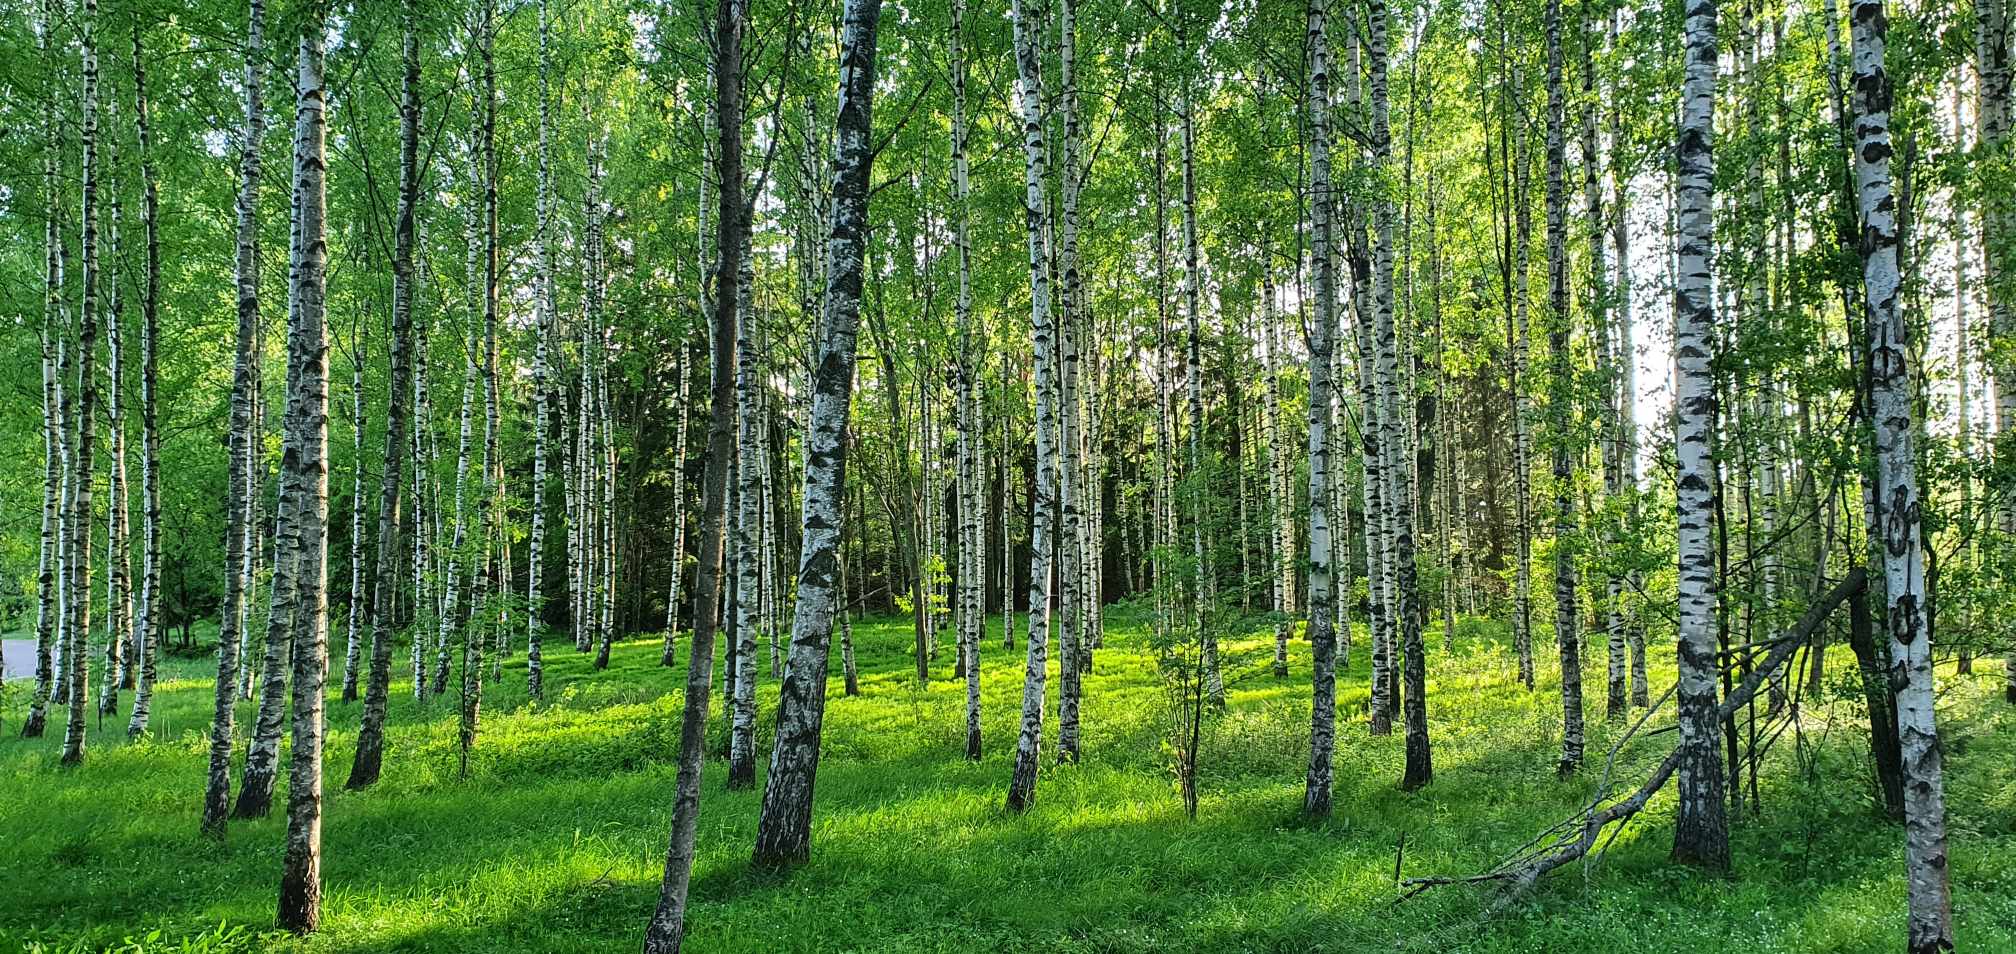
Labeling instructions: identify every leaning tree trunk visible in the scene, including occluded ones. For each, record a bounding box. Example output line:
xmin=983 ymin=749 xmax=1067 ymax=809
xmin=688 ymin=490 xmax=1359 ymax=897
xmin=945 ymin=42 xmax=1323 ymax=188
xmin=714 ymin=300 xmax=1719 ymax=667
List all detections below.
xmin=1302 ymin=0 xmax=1341 ymax=819
xmin=643 ymin=0 xmax=744 ymax=944
xmin=276 ymin=9 xmax=332 ymax=931
xmin=128 ymin=19 xmax=164 ymax=738
xmin=1850 ymin=5 xmax=1955 ymax=947
xmin=346 ymin=0 xmax=418 ymax=791
xmin=1670 ymin=0 xmax=1730 ymax=871
xmin=61 ymin=0 xmax=105 ymax=769
xmin=203 ymin=0 xmax=267 ymax=836
xmin=750 ymin=0 xmax=883 ymax=865
xmin=1004 ymin=0 xmax=1059 ymax=814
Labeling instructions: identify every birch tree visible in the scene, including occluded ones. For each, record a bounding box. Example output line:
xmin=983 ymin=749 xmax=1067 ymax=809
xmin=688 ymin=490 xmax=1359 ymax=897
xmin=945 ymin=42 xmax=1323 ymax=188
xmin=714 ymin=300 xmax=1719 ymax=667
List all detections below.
xmin=1670 ymin=0 xmax=1730 ymax=870
xmin=1542 ymin=0 xmax=1583 ymax=776
xmin=24 ymin=0 xmax=63 ymax=742
xmin=60 ymin=0 xmax=104 ymax=769
xmin=347 ymin=0 xmax=419 ymax=791
xmin=643 ymin=0 xmax=746 ymax=943
xmin=126 ymin=16 xmax=162 ymax=737
xmin=203 ymin=0 xmax=267 ymax=836
xmin=276 ymin=3 xmax=332 ymax=929
xmin=528 ymin=0 xmax=557 ymax=700
xmin=1004 ymin=0 xmax=1059 ymax=814
xmin=751 ymin=0 xmax=883 ymax=864
xmin=1303 ymin=0 xmax=1341 ymax=819
xmin=1850 ymin=3 xmax=1954 ymax=946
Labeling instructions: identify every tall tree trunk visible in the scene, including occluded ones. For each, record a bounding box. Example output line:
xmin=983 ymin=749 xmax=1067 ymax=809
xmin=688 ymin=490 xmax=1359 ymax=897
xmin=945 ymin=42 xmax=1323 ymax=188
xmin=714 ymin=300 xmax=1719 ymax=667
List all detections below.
xmin=1508 ymin=54 xmax=1536 ymax=693
xmin=104 ymin=121 xmax=131 ymax=715
xmin=1976 ymin=0 xmax=2015 ymax=706
xmin=276 ymin=8 xmax=332 ymax=930
xmin=460 ymin=0 xmax=499 ymax=777
xmin=341 ymin=352 xmax=365 ymax=704
xmin=1303 ymin=0 xmax=1341 ymax=818
xmin=347 ymin=0 xmax=419 ymax=790
xmin=728 ymin=221 xmax=762 ymax=787
xmin=1180 ymin=77 xmax=1222 ymax=707
xmin=60 ymin=0 xmax=104 ymax=769
xmin=1364 ymin=0 xmax=1431 ymax=791
xmin=1584 ymin=5 xmax=1625 ymax=725
xmin=128 ymin=12 xmax=161 ymax=738
xmin=1670 ymin=0 xmax=1730 ymax=871
xmin=1004 ymin=0 xmax=1058 ymax=814
xmin=25 ymin=0 xmax=63 ymax=742
xmin=643 ymin=0 xmax=744 ymax=942
xmin=750 ymin=0 xmax=882 ymax=863
xmin=1056 ymin=0 xmax=1086 ymax=761
xmin=951 ymin=0 xmax=982 ymax=760
xmin=203 ymin=0 xmax=266 ymax=835
xmin=1850 ymin=5 xmax=1955 ymax=947
xmin=528 ymin=0 xmax=557 ymax=699
xmin=1542 ymin=0 xmax=1583 ymax=776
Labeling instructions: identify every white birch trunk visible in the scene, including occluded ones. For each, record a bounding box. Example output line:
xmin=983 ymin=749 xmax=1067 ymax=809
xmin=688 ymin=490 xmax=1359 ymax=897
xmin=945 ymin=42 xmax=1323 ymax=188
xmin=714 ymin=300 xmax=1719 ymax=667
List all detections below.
xmin=1850 ymin=6 xmax=1955 ymax=947
xmin=203 ymin=0 xmax=266 ymax=834
xmin=750 ymin=0 xmax=883 ymax=862
xmin=276 ymin=11 xmax=332 ymax=928
xmin=1005 ymin=0 xmax=1058 ymax=812
xmin=1671 ymin=0 xmax=1730 ymax=870
xmin=1304 ymin=0 xmax=1342 ymax=817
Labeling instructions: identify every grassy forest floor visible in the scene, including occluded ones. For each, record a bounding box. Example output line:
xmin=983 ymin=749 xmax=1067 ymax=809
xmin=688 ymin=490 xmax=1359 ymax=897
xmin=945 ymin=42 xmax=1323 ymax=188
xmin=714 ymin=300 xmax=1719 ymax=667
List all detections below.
xmin=2 ymin=606 xmax=2013 ymax=953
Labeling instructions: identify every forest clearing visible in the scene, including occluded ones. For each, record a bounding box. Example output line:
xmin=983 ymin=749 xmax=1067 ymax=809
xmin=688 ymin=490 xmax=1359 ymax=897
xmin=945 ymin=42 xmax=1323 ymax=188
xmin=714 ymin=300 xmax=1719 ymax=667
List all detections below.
xmin=3 ymin=0 xmax=2014 ymax=949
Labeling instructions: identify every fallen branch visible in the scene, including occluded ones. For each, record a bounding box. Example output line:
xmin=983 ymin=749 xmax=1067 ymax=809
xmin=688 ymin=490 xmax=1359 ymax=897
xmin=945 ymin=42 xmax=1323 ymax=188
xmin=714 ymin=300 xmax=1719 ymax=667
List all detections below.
xmin=1399 ymin=567 xmax=1868 ymax=902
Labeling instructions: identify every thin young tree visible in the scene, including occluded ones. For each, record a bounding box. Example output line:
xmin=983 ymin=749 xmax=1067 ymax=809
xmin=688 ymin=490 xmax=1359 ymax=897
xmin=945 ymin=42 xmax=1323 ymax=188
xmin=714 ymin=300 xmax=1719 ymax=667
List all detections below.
xmin=61 ymin=0 xmax=105 ymax=768
xmin=643 ymin=0 xmax=745 ymax=944
xmin=203 ymin=0 xmax=267 ymax=836
xmin=1542 ymin=0 xmax=1583 ymax=776
xmin=128 ymin=17 xmax=164 ymax=737
xmin=347 ymin=0 xmax=419 ymax=790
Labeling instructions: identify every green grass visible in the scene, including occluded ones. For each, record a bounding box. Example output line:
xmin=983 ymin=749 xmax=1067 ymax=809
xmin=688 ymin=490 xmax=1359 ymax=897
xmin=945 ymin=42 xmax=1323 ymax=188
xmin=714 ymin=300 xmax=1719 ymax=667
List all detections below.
xmin=2 ymin=606 xmax=2012 ymax=953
